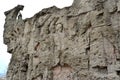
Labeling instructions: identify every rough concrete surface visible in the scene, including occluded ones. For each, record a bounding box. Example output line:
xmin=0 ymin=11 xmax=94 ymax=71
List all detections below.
xmin=3 ymin=0 xmax=120 ymax=80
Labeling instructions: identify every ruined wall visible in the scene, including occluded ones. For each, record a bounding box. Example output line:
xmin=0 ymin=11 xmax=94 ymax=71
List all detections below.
xmin=3 ymin=0 xmax=120 ymax=80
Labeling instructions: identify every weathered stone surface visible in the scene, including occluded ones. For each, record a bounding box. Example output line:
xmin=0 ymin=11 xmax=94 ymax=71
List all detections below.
xmin=3 ymin=0 xmax=120 ymax=80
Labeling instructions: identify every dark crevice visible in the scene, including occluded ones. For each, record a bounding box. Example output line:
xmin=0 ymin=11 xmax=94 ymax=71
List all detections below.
xmin=116 ymin=70 xmax=120 ymax=77
xmin=93 ymin=66 xmax=108 ymax=74
xmin=34 ymin=42 xmax=40 ymax=51
xmin=86 ymin=29 xmax=91 ymax=70
xmin=8 ymin=49 xmax=13 ymax=53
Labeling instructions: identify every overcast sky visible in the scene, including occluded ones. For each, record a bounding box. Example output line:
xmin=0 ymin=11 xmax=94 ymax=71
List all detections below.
xmin=0 ymin=0 xmax=73 ymax=76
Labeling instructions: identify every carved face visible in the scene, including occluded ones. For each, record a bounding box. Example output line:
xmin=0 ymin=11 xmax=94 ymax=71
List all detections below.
xmin=4 ymin=29 xmax=16 ymax=53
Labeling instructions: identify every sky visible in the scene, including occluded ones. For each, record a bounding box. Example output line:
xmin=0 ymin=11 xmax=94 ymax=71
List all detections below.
xmin=0 ymin=0 xmax=73 ymax=76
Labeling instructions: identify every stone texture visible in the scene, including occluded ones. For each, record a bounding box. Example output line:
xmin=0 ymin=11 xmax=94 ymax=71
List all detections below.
xmin=3 ymin=0 xmax=120 ymax=80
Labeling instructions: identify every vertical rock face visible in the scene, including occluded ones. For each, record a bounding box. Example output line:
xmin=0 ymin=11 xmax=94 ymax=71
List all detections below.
xmin=3 ymin=0 xmax=120 ymax=80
